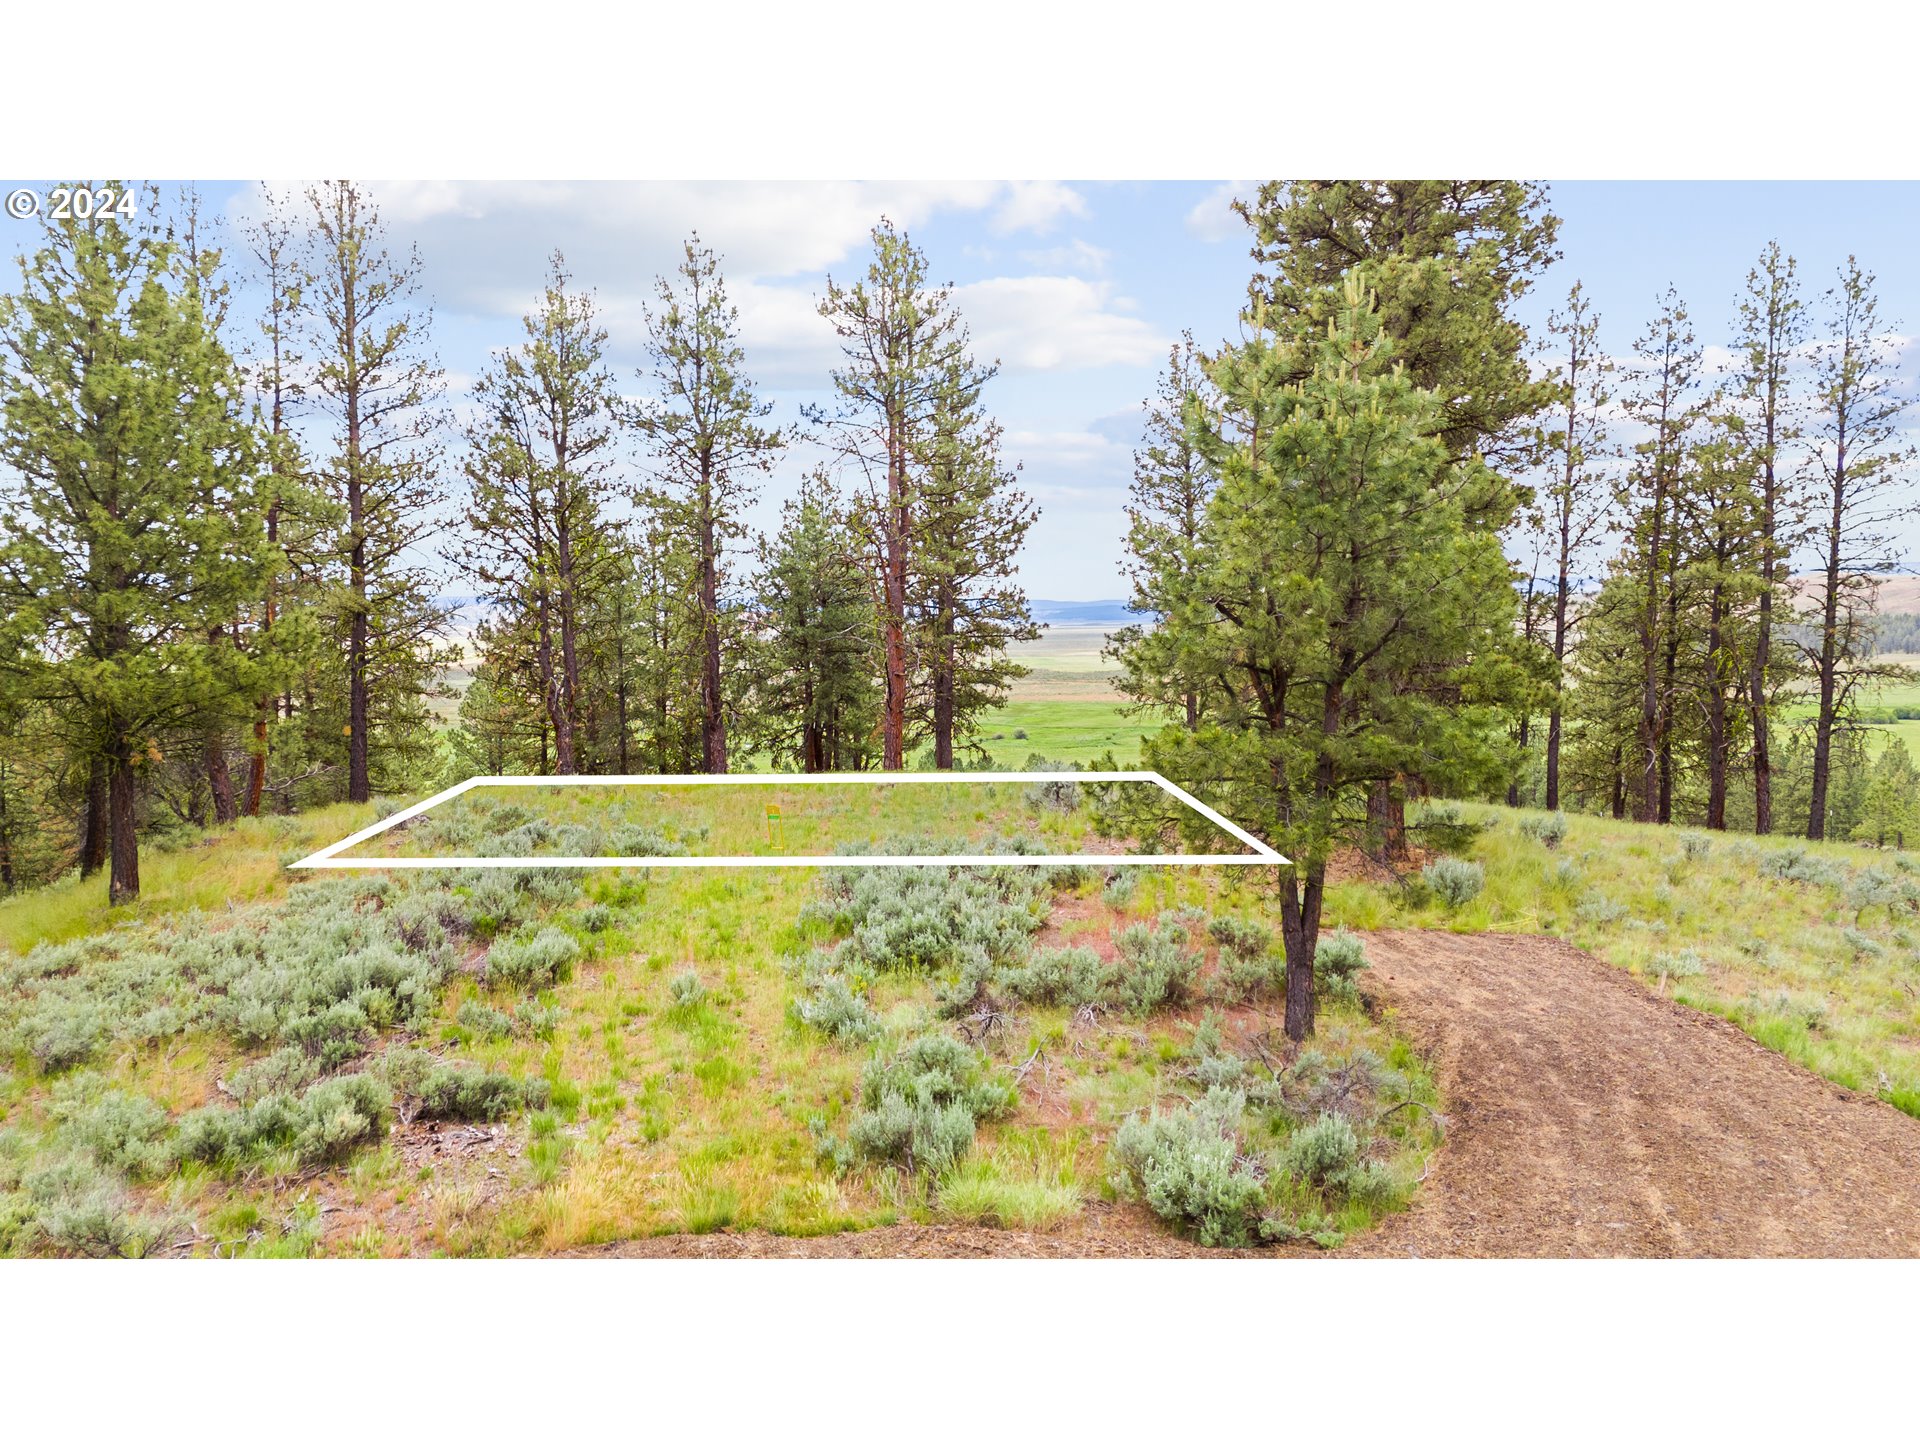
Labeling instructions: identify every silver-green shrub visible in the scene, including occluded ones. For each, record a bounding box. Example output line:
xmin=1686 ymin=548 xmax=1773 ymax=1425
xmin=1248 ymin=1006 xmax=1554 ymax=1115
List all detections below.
xmin=1109 ymin=1089 xmax=1267 ymax=1248
xmin=1421 ymin=857 xmax=1484 ymax=910
xmin=1517 ymin=811 xmax=1569 ymax=850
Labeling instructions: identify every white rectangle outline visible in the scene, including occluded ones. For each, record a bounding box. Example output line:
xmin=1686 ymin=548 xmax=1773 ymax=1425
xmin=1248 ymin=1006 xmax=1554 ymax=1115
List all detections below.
xmin=290 ymin=771 xmax=1288 ymax=870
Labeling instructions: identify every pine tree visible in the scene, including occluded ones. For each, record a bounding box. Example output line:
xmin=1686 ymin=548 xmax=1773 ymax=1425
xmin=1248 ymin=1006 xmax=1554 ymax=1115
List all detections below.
xmin=913 ymin=364 xmax=1038 ymax=767
xmin=637 ymin=237 xmax=785 ymax=774
xmin=1802 ymin=258 xmax=1919 ymax=840
xmin=1111 ymin=333 xmax=1219 ymax=730
xmin=1135 ymin=278 xmax=1527 ymax=1039
xmin=1852 ymin=742 xmax=1918 ymax=849
xmin=746 ymin=473 xmax=882 ymax=772
xmin=304 ymin=180 xmax=449 ymax=803
xmin=1674 ymin=414 xmax=1766 ymax=829
xmin=811 ymin=220 xmax=993 ymax=770
xmin=1732 ymin=242 xmax=1806 ymax=834
xmin=1233 ymin=181 xmax=1559 ymax=857
xmin=239 ymin=188 xmax=322 ymax=817
xmin=0 ymin=190 xmax=282 ymax=902
xmin=1529 ymin=282 xmax=1614 ymax=811
xmin=453 ymin=253 xmax=624 ymax=776
xmin=1564 ymin=566 xmax=1648 ymax=818
xmin=1620 ymin=287 xmax=1703 ymax=823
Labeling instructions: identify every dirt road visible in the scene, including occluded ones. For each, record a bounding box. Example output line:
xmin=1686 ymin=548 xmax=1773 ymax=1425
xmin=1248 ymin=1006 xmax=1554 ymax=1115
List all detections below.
xmin=1344 ymin=929 xmax=1920 ymax=1257
xmin=589 ymin=929 xmax=1920 ymax=1259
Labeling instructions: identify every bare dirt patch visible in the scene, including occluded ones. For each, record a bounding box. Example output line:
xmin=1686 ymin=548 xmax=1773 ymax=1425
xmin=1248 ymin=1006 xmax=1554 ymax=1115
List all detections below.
xmin=1345 ymin=929 xmax=1920 ymax=1257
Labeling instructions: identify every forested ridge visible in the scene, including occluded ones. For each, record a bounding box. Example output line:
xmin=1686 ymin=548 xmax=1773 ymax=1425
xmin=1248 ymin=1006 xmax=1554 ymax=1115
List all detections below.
xmin=3 ymin=180 xmax=1917 ymax=1011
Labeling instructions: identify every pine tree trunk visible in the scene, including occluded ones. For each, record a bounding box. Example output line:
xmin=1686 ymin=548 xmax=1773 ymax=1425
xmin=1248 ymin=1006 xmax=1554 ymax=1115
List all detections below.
xmin=1750 ymin=446 xmax=1777 ymax=836
xmin=933 ymin=594 xmax=955 ymax=770
xmin=344 ymin=255 xmax=372 ymax=805
xmin=0 ymin=773 xmax=14 ymax=892
xmin=538 ymin=593 xmax=575 ymax=775
xmin=1546 ymin=566 xmax=1571 ymax=812
xmin=1277 ymin=864 xmax=1324 ymax=1042
xmin=699 ymin=484 xmax=726 ymax=774
xmin=1364 ymin=780 xmax=1408 ymax=863
xmin=1706 ymin=590 xmax=1728 ymax=830
xmin=1507 ymin=713 xmax=1531 ymax=807
xmin=80 ymin=756 xmax=108 ymax=877
xmin=1637 ymin=460 xmax=1667 ymax=825
xmin=557 ymin=496 xmax=585 ymax=776
xmin=1809 ymin=442 xmax=1847 ymax=842
xmin=1658 ymin=597 xmax=1679 ymax=824
xmin=205 ymin=731 xmax=237 ymax=825
xmin=107 ymin=739 xmax=139 ymax=905
xmin=881 ymin=404 xmax=909 ymax=771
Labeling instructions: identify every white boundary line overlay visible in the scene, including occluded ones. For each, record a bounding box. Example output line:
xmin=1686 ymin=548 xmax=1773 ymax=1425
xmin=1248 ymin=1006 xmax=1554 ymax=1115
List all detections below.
xmin=290 ymin=771 xmax=1289 ymax=870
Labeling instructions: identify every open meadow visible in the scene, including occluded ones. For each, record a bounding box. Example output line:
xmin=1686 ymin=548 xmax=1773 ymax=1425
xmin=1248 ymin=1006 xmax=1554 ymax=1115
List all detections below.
xmin=0 ymin=783 xmax=1438 ymax=1257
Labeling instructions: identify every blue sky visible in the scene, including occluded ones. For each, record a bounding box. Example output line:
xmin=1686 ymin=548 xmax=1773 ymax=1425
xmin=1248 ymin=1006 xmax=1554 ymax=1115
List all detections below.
xmin=4 ymin=180 xmax=1917 ymax=600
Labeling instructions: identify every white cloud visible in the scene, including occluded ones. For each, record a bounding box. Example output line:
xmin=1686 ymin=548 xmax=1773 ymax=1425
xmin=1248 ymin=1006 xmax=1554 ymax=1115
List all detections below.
xmin=956 ymin=276 xmax=1166 ymax=372
xmin=1186 ymin=179 xmax=1251 ymax=243
xmin=989 ymin=180 xmax=1089 ymax=236
xmin=1017 ymin=238 xmax=1111 ymax=275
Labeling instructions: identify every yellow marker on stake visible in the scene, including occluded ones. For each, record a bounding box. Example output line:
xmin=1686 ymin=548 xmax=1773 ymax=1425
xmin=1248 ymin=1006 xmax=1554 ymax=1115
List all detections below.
xmin=765 ymin=803 xmax=784 ymax=852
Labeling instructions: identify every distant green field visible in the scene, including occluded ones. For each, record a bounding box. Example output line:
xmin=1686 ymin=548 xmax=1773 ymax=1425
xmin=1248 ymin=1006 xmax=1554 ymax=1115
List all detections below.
xmin=949 ymin=625 xmax=1162 ymax=767
xmin=942 ymin=700 xmax=1162 ymax=769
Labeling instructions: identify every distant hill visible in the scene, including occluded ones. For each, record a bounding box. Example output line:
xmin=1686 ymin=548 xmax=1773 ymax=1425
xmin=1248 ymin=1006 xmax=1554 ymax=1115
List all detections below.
xmin=1029 ymin=599 xmax=1132 ymax=626
xmin=1789 ymin=573 xmax=1920 ymax=614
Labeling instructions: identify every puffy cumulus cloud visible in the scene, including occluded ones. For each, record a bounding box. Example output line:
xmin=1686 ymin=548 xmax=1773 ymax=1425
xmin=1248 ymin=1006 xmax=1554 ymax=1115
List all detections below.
xmin=228 ymin=180 xmax=1005 ymax=316
xmin=1186 ymin=179 xmax=1252 ymax=242
xmin=224 ymin=181 xmax=1169 ymax=396
xmin=956 ymin=277 xmax=1167 ymax=372
xmin=989 ymin=180 xmax=1089 ymax=236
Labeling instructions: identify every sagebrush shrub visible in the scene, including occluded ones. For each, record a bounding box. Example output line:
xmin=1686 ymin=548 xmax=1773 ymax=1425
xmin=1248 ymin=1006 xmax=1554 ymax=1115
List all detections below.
xmin=1207 ymin=916 xmax=1280 ymax=1001
xmin=172 ymin=1074 xmax=390 ymax=1170
xmin=1109 ymin=1090 xmax=1267 ymax=1247
xmin=514 ymin=998 xmax=563 ymax=1039
xmin=667 ymin=970 xmax=707 ymax=1009
xmin=227 ymin=1046 xmax=321 ymax=1105
xmin=17 ymin=1157 xmax=176 ymax=1258
xmin=1575 ymin=889 xmax=1628 ymax=925
xmin=1280 ymin=1111 xmax=1359 ymax=1185
xmin=1840 ymin=927 xmax=1885 ymax=960
xmin=933 ymin=947 xmax=1001 ymax=1019
xmin=613 ymin=824 xmax=688 ymax=858
xmin=50 ymin=1077 xmax=169 ymax=1177
xmin=456 ymin=1000 xmax=514 ymax=1040
xmin=378 ymin=1044 xmax=547 ymax=1121
xmin=1024 ymin=762 xmax=1082 ymax=814
xmin=1646 ymin=949 xmax=1706 ymax=980
xmin=1102 ymin=868 xmax=1138 ymax=909
xmin=1421 ymin=856 xmax=1484 ymax=910
xmin=1517 ymin=811 xmax=1569 ymax=850
xmin=1338 ymin=1158 xmax=1406 ymax=1210
xmin=1680 ymin=833 xmax=1713 ymax=862
xmin=1003 ymin=945 xmax=1104 ymax=1010
xmin=1760 ymin=846 xmax=1843 ymax=888
xmin=808 ymin=863 xmax=1046 ymax=972
xmin=843 ymin=1031 xmax=1015 ymax=1172
xmin=1107 ymin=922 xmax=1202 ymax=1016
xmin=1315 ymin=930 xmax=1367 ymax=981
xmin=792 ymin=975 xmax=880 ymax=1044
xmin=484 ymin=927 xmax=579 ymax=990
